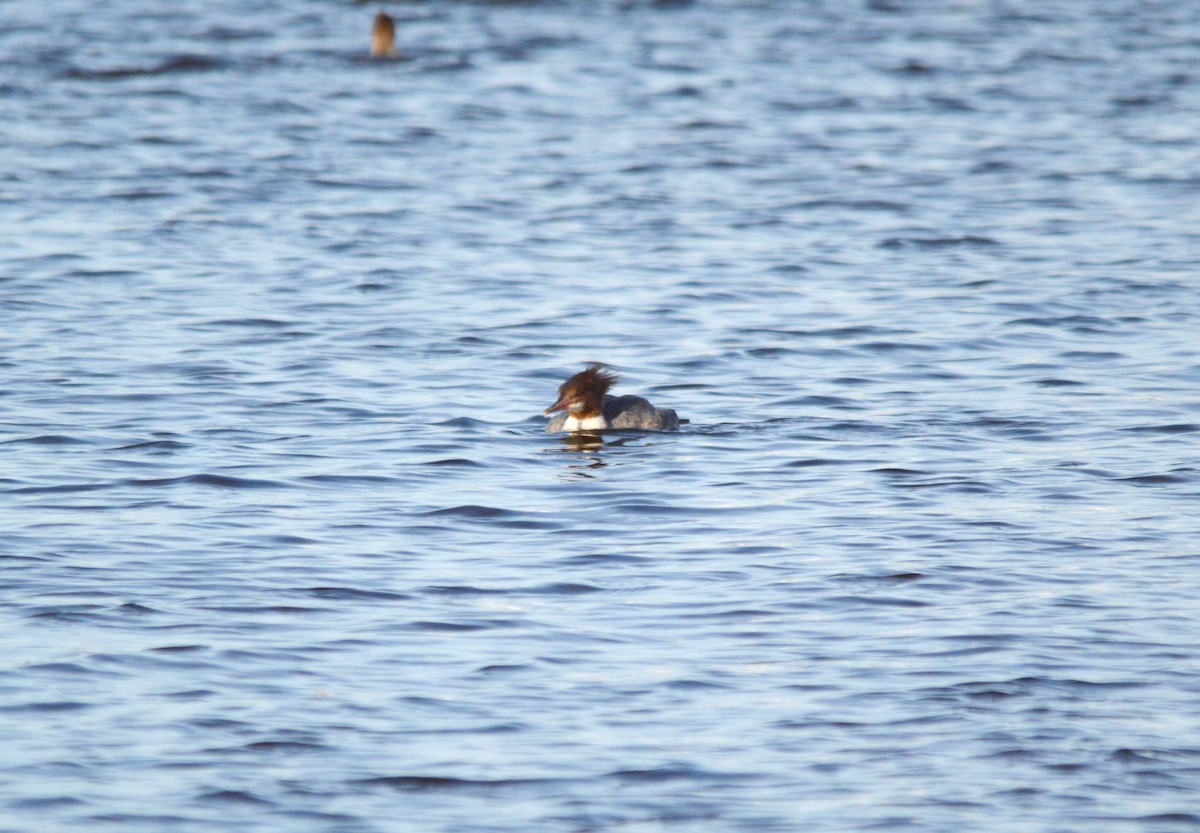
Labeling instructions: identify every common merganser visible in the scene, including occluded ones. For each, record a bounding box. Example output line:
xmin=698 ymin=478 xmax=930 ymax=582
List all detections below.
xmin=544 ymin=363 xmax=681 ymax=433
xmin=371 ymin=12 xmax=396 ymax=59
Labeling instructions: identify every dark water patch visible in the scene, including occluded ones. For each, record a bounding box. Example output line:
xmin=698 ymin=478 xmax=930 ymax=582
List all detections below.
xmin=124 ymin=474 xmax=293 ymax=490
xmin=770 ymin=95 xmax=859 ymax=112
xmin=432 ymin=417 xmax=492 ymax=429
xmin=923 ymin=677 xmax=1147 ymax=703
xmin=243 ymin=741 xmax=327 ymax=753
xmin=197 ymin=790 xmax=273 ymax=805
xmin=63 ymin=54 xmax=228 ymax=80
xmin=426 ymin=585 xmax=509 ymax=597
xmin=1121 ymin=424 xmax=1199 ymax=435
xmin=424 ymin=504 xmax=523 ymax=520
xmin=191 ymin=317 xmax=295 ymax=330
xmin=767 ymin=263 xmax=809 ymax=275
xmin=402 ymin=721 xmax=528 ymax=735
xmin=783 ymin=457 xmax=856 ymax=468
xmin=890 ymin=59 xmax=937 ymax=75
xmin=117 ymin=602 xmax=161 ymax=615
xmin=1033 ymin=378 xmax=1085 ymax=387
xmin=1057 ymin=350 xmax=1125 ymax=361
xmin=190 ymin=718 xmax=251 ymax=731
xmin=200 ymin=25 xmax=270 ymax=42
xmin=150 ymin=645 xmax=208 ymax=653
xmin=1006 ymin=315 xmax=1118 ymax=330
xmin=878 ymin=235 xmax=1000 ymax=249
xmin=873 ymin=467 xmax=927 ymax=477
xmin=774 ymin=396 xmax=859 ymax=409
xmin=526 ymin=582 xmax=603 ymax=595
xmin=743 ymin=346 xmax=799 ymax=357
xmin=200 ymin=605 xmax=326 ymax=615
xmin=554 ymin=553 xmax=654 ymax=566
xmin=111 ymin=439 xmax=190 ymax=451
xmin=474 ymin=663 xmax=533 ymax=676
xmin=858 ymin=340 xmax=939 ymax=354
xmin=300 ymin=587 xmax=410 ymax=601
xmin=30 ymin=610 xmax=110 ymax=622
xmin=354 ymin=775 xmax=569 ymax=792
xmin=664 ymin=678 xmax=731 ymax=690
xmin=686 ymin=607 xmax=772 ymax=621
xmin=831 ymin=572 xmax=925 ymax=584
xmin=106 ymin=190 xmax=174 ymax=201
xmin=784 ymin=198 xmax=909 ymax=213
xmin=605 ymin=501 xmax=720 ymax=516
xmin=301 ymin=474 xmax=397 ymax=485
xmin=608 ymin=764 xmax=744 ymax=784
xmin=1 ymin=434 xmax=93 ymax=446
xmin=421 ymin=458 xmax=485 ymax=467
xmin=403 ymin=621 xmax=507 ymax=633
xmin=1133 ymin=814 xmax=1200 ymax=825
xmin=1117 ymin=473 xmax=1190 ymax=486
xmin=8 ymin=797 xmax=87 ymax=809
xmin=927 ymin=95 xmax=975 ymax=112
xmin=1 ymin=701 xmax=92 ymax=713
xmin=829 ymin=595 xmax=929 ymax=608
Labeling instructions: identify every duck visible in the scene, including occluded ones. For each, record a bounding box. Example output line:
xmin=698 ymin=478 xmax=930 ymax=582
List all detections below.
xmin=544 ymin=363 xmax=682 ymax=433
xmin=370 ymin=12 xmax=396 ymax=59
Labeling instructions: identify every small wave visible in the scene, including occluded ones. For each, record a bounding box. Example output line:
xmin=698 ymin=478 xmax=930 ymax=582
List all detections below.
xmin=124 ymin=474 xmax=292 ymax=490
xmin=1 ymin=701 xmax=91 ymax=713
xmin=193 ymin=317 xmax=294 ymax=329
xmin=404 ymin=621 xmax=495 ymax=632
xmin=784 ymin=198 xmax=909 ymax=212
xmin=197 ymin=790 xmax=274 ymax=805
xmin=608 ymin=764 xmax=744 ymax=783
xmin=423 ymin=505 xmax=533 ymax=520
xmin=1 ymin=434 xmax=92 ymax=446
xmin=302 ymin=587 xmax=410 ymax=601
xmin=1121 ymin=424 xmax=1199 ymax=435
xmin=8 ymin=797 xmax=86 ymax=809
xmin=1033 ymin=378 xmax=1085 ymax=387
xmin=354 ymin=775 xmax=565 ymax=791
xmin=554 ymin=553 xmax=653 ymax=566
xmin=878 ymin=235 xmax=999 ymax=249
xmin=7 ymin=482 xmax=110 ymax=495
xmin=62 ymin=54 xmax=227 ymax=80
xmin=829 ymin=595 xmax=929 ymax=608
xmin=243 ymin=741 xmax=327 ymax=753
xmin=301 ymin=474 xmax=397 ymax=485
xmin=1118 ymin=473 xmax=1190 ymax=485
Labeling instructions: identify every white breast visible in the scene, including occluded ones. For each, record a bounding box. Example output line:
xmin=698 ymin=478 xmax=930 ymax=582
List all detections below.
xmin=562 ymin=413 xmax=607 ymax=431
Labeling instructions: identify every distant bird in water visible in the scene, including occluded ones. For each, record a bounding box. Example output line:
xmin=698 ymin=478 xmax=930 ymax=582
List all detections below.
xmin=370 ymin=12 xmax=396 ymax=59
xmin=544 ymin=363 xmax=682 ymax=432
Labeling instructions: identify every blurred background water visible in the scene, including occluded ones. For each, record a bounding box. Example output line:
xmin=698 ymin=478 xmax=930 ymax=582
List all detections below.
xmin=3 ymin=1 xmax=1200 ymax=830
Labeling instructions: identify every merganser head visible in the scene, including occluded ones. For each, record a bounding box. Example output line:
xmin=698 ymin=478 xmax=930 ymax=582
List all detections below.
xmin=544 ymin=363 xmax=619 ymax=420
xmin=371 ymin=12 xmax=396 ymax=59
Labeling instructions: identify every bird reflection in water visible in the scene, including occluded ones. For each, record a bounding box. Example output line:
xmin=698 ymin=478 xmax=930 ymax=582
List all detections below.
xmin=558 ymin=432 xmax=605 ymax=453
xmin=549 ymin=431 xmax=606 ymax=477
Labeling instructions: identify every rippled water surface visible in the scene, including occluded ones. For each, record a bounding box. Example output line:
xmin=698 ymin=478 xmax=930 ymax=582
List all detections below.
xmin=4 ymin=1 xmax=1200 ymax=830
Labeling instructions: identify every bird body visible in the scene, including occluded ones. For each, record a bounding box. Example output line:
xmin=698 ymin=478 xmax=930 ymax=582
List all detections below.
xmin=371 ymin=12 xmax=396 ymax=59
xmin=544 ymin=364 xmax=681 ymax=433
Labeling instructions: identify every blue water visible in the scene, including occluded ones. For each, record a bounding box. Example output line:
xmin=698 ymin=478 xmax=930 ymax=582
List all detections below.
xmin=3 ymin=1 xmax=1200 ymax=830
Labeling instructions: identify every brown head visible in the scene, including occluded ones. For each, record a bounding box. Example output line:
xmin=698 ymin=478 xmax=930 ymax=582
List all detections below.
xmin=371 ymin=12 xmax=396 ymax=59
xmin=544 ymin=363 xmax=619 ymax=420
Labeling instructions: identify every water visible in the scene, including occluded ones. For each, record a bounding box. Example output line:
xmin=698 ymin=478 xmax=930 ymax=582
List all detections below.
xmin=3 ymin=1 xmax=1200 ymax=830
